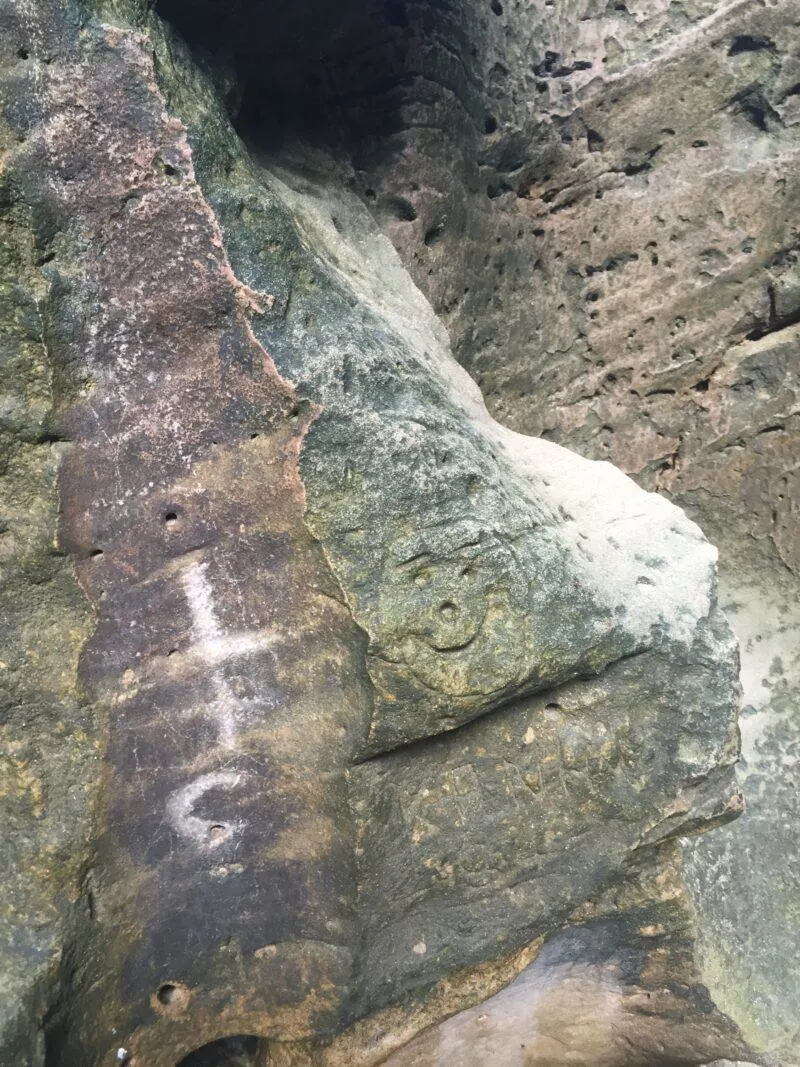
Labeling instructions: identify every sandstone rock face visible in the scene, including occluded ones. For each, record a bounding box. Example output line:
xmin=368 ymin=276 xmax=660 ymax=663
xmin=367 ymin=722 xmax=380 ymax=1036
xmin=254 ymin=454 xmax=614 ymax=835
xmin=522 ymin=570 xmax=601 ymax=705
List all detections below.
xmin=242 ymin=0 xmax=798 ymax=1061
xmin=0 ymin=0 xmax=779 ymax=1063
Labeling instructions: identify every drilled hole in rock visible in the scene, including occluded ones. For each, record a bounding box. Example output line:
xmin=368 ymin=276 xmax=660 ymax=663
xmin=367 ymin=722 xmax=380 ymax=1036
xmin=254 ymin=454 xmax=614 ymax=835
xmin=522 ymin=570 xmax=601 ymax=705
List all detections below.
xmin=484 ymin=114 xmax=498 ymax=134
xmin=176 ymin=1035 xmax=263 ymax=1067
xmin=17 ymin=46 xmax=29 ymax=60
xmin=490 ymin=0 xmax=503 ymax=14
xmin=89 ymin=548 xmax=104 ymax=560
xmin=157 ymin=983 xmax=180 ymax=1005
xmin=164 ymin=511 xmax=179 ymax=525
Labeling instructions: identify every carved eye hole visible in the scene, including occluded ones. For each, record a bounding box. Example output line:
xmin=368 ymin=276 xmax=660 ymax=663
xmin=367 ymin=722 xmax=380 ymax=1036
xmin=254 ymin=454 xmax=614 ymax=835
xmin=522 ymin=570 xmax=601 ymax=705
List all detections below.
xmin=439 ymin=601 xmax=458 ymax=620
xmin=412 ymin=568 xmax=431 ymax=586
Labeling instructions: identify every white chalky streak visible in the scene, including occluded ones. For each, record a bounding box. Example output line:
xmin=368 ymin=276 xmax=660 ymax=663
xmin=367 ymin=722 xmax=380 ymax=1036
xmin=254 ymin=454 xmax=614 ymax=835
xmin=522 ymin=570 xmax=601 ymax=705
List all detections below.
xmin=182 ymin=560 xmax=222 ymax=643
xmin=166 ymin=771 xmax=243 ymax=847
xmin=170 ymin=560 xmax=282 ymax=845
xmin=208 ymin=671 xmax=240 ymax=749
xmin=182 ymin=561 xmax=275 ymax=666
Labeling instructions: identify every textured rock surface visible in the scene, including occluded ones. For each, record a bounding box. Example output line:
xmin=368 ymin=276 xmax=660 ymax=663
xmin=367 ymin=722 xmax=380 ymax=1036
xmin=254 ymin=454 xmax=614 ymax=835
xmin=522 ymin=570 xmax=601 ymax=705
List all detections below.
xmin=0 ymin=4 xmax=99 ymax=1059
xmin=240 ymin=0 xmax=799 ymax=1061
xmin=0 ymin=0 xmax=776 ymax=1063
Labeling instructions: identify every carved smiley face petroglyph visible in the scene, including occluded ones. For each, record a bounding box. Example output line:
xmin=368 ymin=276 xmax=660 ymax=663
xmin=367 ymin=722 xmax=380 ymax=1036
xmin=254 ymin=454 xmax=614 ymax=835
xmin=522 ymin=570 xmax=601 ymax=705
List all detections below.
xmin=374 ymin=521 xmax=532 ymax=701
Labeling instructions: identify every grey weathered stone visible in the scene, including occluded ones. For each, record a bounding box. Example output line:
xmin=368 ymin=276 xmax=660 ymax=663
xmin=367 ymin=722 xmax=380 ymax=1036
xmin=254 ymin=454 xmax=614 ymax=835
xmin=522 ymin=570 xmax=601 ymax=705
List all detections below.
xmin=283 ymin=0 xmax=799 ymax=1061
xmin=0 ymin=0 xmax=775 ymax=1063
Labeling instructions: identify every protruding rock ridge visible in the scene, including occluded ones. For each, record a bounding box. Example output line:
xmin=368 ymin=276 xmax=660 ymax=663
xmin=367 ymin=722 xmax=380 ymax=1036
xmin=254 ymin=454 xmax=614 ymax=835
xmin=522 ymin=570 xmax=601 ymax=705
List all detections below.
xmin=0 ymin=0 xmax=750 ymax=1065
xmin=272 ymin=0 xmax=795 ymax=1058
xmin=218 ymin=159 xmax=723 ymax=759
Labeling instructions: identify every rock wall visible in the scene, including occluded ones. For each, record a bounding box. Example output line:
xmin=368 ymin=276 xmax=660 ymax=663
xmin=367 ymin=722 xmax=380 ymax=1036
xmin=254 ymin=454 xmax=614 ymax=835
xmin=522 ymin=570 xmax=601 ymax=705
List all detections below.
xmin=0 ymin=0 xmax=793 ymax=1063
xmin=246 ymin=0 xmax=797 ymax=1060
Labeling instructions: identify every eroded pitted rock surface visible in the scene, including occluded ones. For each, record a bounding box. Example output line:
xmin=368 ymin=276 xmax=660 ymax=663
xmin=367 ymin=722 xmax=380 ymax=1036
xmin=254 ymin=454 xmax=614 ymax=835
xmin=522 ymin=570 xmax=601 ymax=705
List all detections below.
xmin=196 ymin=0 xmax=799 ymax=1060
xmin=264 ymin=1 xmax=799 ymax=1060
xmin=0 ymin=0 xmax=766 ymax=1064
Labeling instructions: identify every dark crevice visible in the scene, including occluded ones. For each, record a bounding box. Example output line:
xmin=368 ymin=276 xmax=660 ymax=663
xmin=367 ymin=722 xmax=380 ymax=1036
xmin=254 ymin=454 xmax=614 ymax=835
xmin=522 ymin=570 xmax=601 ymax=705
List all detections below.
xmin=354 ymin=643 xmax=655 ymax=766
xmin=383 ymin=195 xmax=418 ymax=221
xmin=618 ymin=144 xmax=661 ymax=176
xmin=585 ymin=252 xmax=639 ymax=275
xmin=487 ymin=180 xmax=513 ymax=199
xmin=727 ymin=34 xmax=775 ymax=56
xmin=587 ymin=128 xmax=604 ymax=152
xmin=155 ymin=0 xmax=430 ymax=162
xmin=731 ymin=87 xmax=779 ymax=132
xmin=745 ymin=300 xmax=800 ymax=341
xmin=424 ymin=219 xmax=447 ymax=245
xmin=175 ymin=1035 xmax=266 ymax=1066
xmin=533 ymin=51 xmax=592 ymax=78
